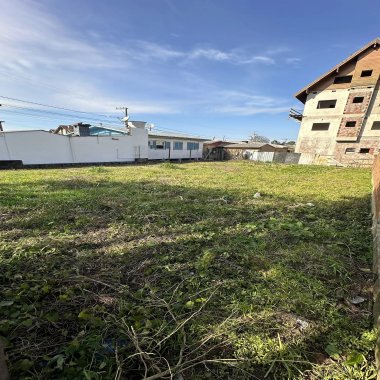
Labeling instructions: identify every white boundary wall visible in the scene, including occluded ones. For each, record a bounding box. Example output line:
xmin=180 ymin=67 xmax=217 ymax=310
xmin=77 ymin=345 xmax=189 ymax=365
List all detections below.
xmin=0 ymin=128 xmax=148 ymax=165
xmin=250 ymin=151 xmax=275 ymax=162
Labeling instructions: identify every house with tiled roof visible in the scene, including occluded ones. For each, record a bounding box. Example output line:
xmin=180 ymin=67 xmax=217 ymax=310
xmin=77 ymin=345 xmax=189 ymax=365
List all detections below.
xmin=291 ymin=38 xmax=380 ymax=166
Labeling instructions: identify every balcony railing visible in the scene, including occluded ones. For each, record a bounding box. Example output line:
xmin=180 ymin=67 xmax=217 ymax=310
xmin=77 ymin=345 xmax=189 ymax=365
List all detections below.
xmin=289 ymin=108 xmax=303 ymax=121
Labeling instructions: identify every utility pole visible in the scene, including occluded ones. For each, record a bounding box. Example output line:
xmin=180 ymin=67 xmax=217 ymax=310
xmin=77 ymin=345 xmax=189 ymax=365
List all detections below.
xmin=116 ymin=107 xmax=129 ymax=128
xmin=116 ymin=107 xmax=128 ymax=118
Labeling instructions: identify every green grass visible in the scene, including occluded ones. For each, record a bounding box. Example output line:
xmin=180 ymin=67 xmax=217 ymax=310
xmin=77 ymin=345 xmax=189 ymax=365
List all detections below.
xmin=0 ymin=161 xmax=376 ymax=379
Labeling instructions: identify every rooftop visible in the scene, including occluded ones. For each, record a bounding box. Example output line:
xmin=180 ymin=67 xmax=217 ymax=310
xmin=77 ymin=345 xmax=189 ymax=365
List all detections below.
xmin=295 ymin=37 xmax=380 ymax=103
xmin=223 ymin=142 xmax=269 ymax=149
xmin=223 ymin=142 xmax=288 ymax=149
xmin=148 ymin=131 xmax=209 ymax=141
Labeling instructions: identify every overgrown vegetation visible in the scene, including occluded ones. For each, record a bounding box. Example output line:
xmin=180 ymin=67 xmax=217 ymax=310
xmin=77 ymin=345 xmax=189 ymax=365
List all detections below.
xmin=0 ymin=161 xmax=376 ymax=379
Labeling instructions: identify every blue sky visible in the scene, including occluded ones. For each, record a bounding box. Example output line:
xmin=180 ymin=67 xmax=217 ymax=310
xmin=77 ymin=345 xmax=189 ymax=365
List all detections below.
xmin=1 ymin=0 xmax=379 ymax=140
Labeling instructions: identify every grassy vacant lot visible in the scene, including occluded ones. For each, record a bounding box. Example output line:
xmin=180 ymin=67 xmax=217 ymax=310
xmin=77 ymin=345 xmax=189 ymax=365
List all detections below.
xmin=0 ymin=161 xmax=376 ymax=379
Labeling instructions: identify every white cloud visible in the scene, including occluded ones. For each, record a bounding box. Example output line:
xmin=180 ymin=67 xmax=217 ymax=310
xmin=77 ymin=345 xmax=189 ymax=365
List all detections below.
xmin=219 ymin=105 xmax=290 ymax=115
xmin=0 ymin=1 xmax=286 ymax=73
xmin=241 ymin=56 xmax=275 ymax=65
xmin=211 ymin=90 xmax=292 ymax=115
xmin=189 ymin=48 xmax=231 ymax=61
xmin=0 ymin=1 xmax=130 ymax=73
xmin=0 ymin=1 xmax=182 ymax=116
xmin=131 ymin=44 xmax=275 ymax=65
xmin=55 ymin=89 xmax=180 ymax=115
xmin=265 ymin=47 xmax=292 ymax=55
xmin=285 ymin=57 xmax=301 ymax=65
xmin=252 ymin=56 xmax=276 ymax=64
xmin=132 ymin=41 xmax=184 ymax=62
xmin=0 ymin=0 xmax=295 ymax=125
xmin=190 ymin=52 xmax=276 ymax=65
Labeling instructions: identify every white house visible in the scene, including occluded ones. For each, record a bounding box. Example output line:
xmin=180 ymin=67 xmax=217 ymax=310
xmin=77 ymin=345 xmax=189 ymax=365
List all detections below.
xmin=148 ymin=132 xmax=207 ymax=160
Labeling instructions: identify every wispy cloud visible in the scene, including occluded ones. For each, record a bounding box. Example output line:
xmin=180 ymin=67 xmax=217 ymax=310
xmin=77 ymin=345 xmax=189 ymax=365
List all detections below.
xmin=54 ymin=83 xmax=181 ymax=115
xmin=0 ymin=0 xmax=295 ymax=125
xmin=142 ymin=44 xmax=274 ymax=66
xmin=132 ymin=41 xmax=184 ymax=62
xmin=241 ymin=56 xmax=275 ymax=64
xmin=220 ymin=105 xmax=290 ymax=115
xmin=285 ymin=57 xmax=301 ymax=65
xmin=265 ymin=47 xmax=292 ymax=55
xmin=0 ymin=1 xmax=182 ymax=115
xmin=212 ymin=90 xmax=292 ymax=115
xmin=0 ymin=1 xmax=288 ymax=73
xmin=0 ymin=1 xmax=131 ymax=73
xmin=131 ymin=43 xmax=278 ymax=65
xmin=189 ymin=48 xmax=231 ymax=61
xmin=53 ymin=84 xmax=293 ymax=117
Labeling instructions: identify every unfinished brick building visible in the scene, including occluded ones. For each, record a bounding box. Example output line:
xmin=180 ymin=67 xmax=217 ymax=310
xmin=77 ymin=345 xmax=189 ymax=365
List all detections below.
xmin=291 ymin=38 xmax=380 ymax=166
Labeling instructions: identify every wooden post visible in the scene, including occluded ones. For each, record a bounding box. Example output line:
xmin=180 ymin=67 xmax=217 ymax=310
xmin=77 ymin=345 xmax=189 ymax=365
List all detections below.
xmin=0 ymin=340 xmax=10 ymax=380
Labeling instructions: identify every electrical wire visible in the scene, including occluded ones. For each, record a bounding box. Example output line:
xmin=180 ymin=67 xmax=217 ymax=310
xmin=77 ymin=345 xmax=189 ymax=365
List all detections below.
xmin=152 ymin=127 xmax=209 ymax=139
xmin=0 ymin=106 xmax=124 ymax=126
xmin=0 ymin=95 xmax=119 ymax=119
xmin=1 ymin=102 xmax=113 ymax=119
xmin=0 ymin=109 xmax=79 ymax=123
xmin=0 ymin=96 xmax=211 ymax=139
xmin=0 ymin=105 xmax=123 ymax=126
xmin=2 ymin=107 xmax=209 ymax=137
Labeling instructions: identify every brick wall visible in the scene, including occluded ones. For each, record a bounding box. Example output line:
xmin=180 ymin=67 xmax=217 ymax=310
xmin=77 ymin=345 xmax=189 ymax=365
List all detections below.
xmin=337 ymin=117 xmax=363 ymax=139
xmin=334 ymin=140 xmax=378 ymax=165
xmin=344 ymin=91 xmax=372 ymax=114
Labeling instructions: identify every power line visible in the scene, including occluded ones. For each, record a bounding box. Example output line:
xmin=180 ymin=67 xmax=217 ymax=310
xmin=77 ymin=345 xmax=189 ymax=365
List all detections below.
xmin=2 ymin=106 xmax=210 ymax=137
xmin=0 ymin=104 xmax=123 ymax=125
xmin=0 ymin=109 xmax=76 ymax=122
xmin=0 ymin=111 xmax=122 ymax=128
xmin=152 ymin=125 xmax=210 ymax=139
xmin=0 ymin=96 xmax=211 ymax=139
xmin=0 ymin=96 xmax=119 ymax=119
xmin=0 ymin=115 xmax=122 ymax=132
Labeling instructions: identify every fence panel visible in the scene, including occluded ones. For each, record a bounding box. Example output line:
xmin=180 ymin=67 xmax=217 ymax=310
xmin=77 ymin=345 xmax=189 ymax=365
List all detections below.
xmin=249 ymin=151 xmax=259 ymax=161
xmin=257 ymin=152 xmax=275 ymax=162
xmin=273 ymin=152 xmax=287 ymax=163
xmin=284 ymin=153 xmax=301 ymax=164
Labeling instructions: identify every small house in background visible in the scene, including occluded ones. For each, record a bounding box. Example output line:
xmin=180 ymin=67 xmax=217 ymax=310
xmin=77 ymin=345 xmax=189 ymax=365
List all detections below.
xmin=148 ymin=132 xmax=208 ymax=160
xmin=223 ymin=142 xmax=288 ymax=160
xmin=284 ymin=144 xmax=296 ymax=153
xmin=203 ymin=140 xmax=247 ymax=160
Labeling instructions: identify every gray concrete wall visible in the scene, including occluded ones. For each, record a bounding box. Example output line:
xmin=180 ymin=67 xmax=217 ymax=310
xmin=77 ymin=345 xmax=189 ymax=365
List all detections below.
xmin=272 ymin=152 xmax=287 ymax=163
xmin=284 ymin=152 xmax=301 ymax=164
